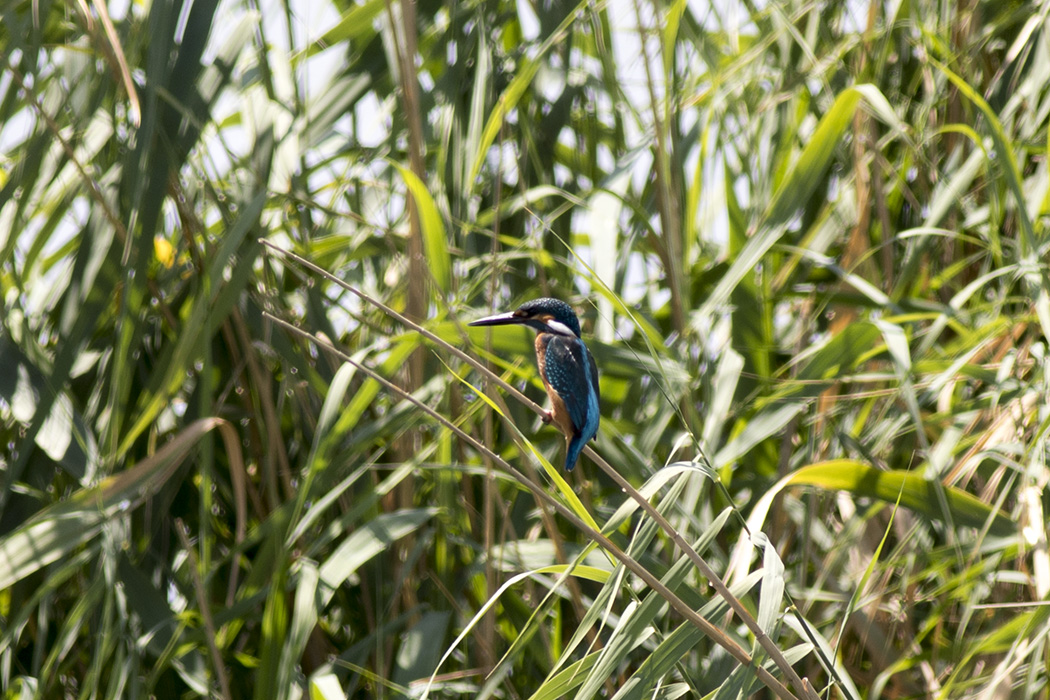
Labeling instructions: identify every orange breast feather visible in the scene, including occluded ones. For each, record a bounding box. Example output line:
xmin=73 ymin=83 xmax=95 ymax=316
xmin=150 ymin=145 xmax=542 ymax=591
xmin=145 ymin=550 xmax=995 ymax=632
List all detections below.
xmin=535 ymin=334 xmax=576 ymax=438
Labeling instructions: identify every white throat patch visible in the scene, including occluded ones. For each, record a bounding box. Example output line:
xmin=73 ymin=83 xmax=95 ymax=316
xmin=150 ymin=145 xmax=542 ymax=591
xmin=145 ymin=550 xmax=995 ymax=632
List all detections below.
xmin=545 ymin=319 xmax=577 ymax=337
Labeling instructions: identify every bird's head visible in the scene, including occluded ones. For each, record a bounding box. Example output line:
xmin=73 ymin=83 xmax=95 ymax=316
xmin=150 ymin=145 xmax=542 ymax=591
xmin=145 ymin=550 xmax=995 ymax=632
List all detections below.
xmin=469 ymin=297 xmax=581 ymax=338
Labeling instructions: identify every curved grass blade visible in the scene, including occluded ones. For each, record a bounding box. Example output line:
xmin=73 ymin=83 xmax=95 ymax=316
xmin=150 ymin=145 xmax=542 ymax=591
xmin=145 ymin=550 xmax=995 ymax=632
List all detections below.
xmin=394 ymin=164 xmax=450 ymax=293
xmin=0 ymin=417 xmax=241 ymax=591
xmin=730 ymin=459 xmax=1015 ymax=583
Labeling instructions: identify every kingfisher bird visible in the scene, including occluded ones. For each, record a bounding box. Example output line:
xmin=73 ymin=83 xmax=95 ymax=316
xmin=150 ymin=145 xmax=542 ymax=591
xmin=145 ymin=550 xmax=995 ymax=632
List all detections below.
xmin=470 ymin=297 xmax=600 ymax=471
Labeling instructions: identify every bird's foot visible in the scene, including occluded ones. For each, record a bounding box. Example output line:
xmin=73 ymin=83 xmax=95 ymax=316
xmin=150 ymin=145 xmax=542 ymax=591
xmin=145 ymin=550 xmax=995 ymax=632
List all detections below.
xmin=541 ymin=410 xmax=554 ymax=425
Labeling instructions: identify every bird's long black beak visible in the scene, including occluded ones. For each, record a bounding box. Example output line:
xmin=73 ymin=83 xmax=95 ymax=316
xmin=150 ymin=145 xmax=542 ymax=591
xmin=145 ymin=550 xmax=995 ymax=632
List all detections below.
xmin=468 ymin=311 xmax=522 ymax=327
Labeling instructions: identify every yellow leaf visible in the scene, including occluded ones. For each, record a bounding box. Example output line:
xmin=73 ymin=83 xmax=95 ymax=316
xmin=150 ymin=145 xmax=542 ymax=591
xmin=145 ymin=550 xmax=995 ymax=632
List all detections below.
xmin=154 ymin=236 xmax=175 ymax=268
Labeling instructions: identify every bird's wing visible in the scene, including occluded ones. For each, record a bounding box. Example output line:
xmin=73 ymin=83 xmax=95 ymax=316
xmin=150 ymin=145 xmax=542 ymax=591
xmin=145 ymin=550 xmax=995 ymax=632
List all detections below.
xmin=543 ymin=336 xmax=595 ymax=435
xmin=587 ymin=347 xmax=600 ymax=405
xmin=586 ymin=348 xmax=600 ymax=440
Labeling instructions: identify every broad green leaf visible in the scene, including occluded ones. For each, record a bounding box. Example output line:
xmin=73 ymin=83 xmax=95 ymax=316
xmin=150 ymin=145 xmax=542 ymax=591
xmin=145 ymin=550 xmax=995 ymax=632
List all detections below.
xmin=730 ymin=460 xmax=1015 ymax=583
xmin=394 ymin=164 xmax=451 ymax=294
xmin=393 ymin=611 xmax=452 ymax=686
xmin=280 ymin=560 xmax=321 ymax=697
xmin=526 ymin=651 xmax=601 ymax=700
xmin=929 ymin=58 xmax=1037 ymax=254
xmin=303 ymin=0 xmax=385 ymax=56
xmin=702 ymin=348 xmax=744 ymax=451
xmin=756 ymin=534 xmax=785 ymax=640
xmin=309 ymin=672 xmax=346 ymax=700
xmin=467 ymin=0 xmax=591 ymax=188
xmin=256 ymin=566 xmax=290 ymax=700
xmin=318 ymin=509 xmax=439 ymax=606
xmin=119 ymin=190 xmax=269 ymax=458
xmin=610 ymin=571 xmax=764 ymax=700
xmin=793 ymin=321 xmax=883 ymax=383
xmin=290 ymin=362 xmax=358 ymax=532
xmin=576 ymin=519 xmax=730 ymax=700
xmin=698 ymin=84 xmax=876 ymax=323
xmin=714 ymin=402 xmax=805 ymax=468
xmin=0 ymin=418 xmax=238 ymax=591
xmin=422 ymin=561 xmax=609 ymax=700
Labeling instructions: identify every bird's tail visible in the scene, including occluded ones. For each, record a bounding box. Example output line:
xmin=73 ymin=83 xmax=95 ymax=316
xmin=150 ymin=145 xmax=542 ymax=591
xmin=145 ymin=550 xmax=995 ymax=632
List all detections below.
xmin=565 ymin=433 xmax=587 ymax=471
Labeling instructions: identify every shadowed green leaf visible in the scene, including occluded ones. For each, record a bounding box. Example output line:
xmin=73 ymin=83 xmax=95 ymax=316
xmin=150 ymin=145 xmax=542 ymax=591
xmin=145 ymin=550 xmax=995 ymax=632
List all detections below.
xmin=0 ymin=418 xmax=239 ymax=591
